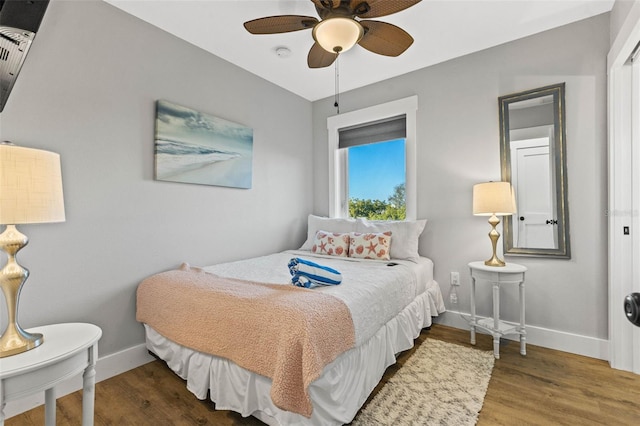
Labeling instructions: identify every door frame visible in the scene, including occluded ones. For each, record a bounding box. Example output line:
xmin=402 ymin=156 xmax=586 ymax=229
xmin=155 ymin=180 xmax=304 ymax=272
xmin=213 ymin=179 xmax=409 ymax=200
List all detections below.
xmin=608 ymin=1 xmax=640 ymax=373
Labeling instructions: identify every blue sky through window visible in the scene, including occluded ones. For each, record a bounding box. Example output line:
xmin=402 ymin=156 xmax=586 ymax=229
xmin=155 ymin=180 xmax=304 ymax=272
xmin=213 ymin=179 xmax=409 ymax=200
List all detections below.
xmin=347 ymin=139 xmax=406 ymax=202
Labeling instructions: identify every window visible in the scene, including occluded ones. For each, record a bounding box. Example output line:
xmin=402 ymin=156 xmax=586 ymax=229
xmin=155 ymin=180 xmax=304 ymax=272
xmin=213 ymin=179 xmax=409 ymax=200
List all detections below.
xmin=327 ymin=96 xmax=418 ymax=220
xmin=345 ymin=138 xmax=406 ymax=220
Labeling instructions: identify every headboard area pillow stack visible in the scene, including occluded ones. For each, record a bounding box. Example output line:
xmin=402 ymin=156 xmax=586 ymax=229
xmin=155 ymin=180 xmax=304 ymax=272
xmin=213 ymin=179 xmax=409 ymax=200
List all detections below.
xmin=300 ymin=215 xmax=427 ymax=261
xmin=356 ymin=218 xmax=427 ymax=262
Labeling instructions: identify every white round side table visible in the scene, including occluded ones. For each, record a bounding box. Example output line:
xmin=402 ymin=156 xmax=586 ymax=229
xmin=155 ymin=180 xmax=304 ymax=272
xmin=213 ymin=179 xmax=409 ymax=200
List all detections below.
xmin=468 ymin=261 xmax=527 ymax=359
xmin=0 ymin=323 xmax=102 ymax=426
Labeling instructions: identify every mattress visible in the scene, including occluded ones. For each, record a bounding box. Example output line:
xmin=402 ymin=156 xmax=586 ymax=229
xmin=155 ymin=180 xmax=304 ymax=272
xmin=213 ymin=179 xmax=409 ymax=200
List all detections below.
xmin=143 ymin=250 xmax=445 ymax=425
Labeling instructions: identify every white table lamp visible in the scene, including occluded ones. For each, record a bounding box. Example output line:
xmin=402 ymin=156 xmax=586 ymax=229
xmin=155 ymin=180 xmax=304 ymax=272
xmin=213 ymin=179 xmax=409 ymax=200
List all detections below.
xmin=0 ymin=141 xmax=65 ymax=357
xmin=473 ymin=181 xmax=516 ymax=267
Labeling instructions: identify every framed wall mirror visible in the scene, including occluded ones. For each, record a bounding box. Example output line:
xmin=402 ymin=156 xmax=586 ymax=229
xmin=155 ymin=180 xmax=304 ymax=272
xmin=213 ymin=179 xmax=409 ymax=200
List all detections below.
xmin=499 ymin=83 xmax=570 ymax=258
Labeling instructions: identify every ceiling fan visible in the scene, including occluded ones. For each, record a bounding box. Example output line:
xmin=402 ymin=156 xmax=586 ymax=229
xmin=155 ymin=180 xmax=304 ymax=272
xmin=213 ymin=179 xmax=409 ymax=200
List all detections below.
xmin=244 ymin=0 xmax=422 ymax=68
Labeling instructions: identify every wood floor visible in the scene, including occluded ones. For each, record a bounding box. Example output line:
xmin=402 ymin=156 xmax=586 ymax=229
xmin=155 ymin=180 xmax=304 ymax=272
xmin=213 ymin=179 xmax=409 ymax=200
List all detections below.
xmin=7 ymin=324 xmax=640 ymax=425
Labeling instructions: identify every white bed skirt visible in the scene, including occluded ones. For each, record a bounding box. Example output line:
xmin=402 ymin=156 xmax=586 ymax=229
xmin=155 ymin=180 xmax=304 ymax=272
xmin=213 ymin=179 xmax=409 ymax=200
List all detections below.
xmin=144 ymin=280 xmax=444 ymax=426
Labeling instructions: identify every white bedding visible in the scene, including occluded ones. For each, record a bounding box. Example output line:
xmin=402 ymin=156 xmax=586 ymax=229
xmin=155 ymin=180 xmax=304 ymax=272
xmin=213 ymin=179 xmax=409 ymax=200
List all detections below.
xmin=143 ymin=250 xmax=445 ymax=425
xmin=205 ymin=250 xmax=433 ymax=346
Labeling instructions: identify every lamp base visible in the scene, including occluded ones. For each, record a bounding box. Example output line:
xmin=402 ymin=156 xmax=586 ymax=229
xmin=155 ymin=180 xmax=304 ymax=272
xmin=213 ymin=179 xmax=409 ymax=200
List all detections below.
xmin=0 ymin=224 xmax=44 ymax=357
xmin=0 ymin=326 xmax=43 ymax=357
xmin=484 ymin=214 xmax=506 ymax=267
xmin=484 ymin=256 xmax=506 ymax=267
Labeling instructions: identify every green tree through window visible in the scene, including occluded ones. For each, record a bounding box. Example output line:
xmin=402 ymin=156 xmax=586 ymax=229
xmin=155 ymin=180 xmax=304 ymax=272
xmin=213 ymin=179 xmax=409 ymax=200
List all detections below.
xmin=349 ymin=183 xmax=406 ymax=220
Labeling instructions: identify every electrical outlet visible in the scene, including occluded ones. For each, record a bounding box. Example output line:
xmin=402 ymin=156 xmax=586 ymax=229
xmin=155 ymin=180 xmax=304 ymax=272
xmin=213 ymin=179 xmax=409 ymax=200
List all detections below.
xmin=450 ymin=293 xmax=458 ymax=304
xmin=450 ymin=272 xmax=460 ymax=286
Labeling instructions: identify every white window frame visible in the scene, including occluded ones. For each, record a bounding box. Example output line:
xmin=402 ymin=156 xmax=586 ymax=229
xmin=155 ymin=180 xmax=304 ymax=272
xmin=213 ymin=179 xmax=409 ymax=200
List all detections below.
xmin=327 ymin=96 xmax=418 ymax=220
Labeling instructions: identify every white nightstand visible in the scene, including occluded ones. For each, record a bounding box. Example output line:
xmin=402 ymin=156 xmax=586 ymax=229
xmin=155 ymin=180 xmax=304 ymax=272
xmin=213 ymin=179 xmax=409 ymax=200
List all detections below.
xmin=0 ymin=323 xmax=102 ymax=426
xmin=468 ymin=261 xmax=527 ymax=359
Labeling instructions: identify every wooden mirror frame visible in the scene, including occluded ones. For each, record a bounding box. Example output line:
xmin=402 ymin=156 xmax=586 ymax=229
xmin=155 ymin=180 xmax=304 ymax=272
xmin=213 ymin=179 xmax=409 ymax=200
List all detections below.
xmin=499 ymin=83 xmax=570 ymax=258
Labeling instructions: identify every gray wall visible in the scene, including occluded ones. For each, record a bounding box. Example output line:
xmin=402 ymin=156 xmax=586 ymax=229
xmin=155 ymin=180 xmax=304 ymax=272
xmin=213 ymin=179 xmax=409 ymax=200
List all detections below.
xmin=0 ymin=0 xmax=313 ymax=356
xmin=312 ymin=14 xmax=610 ymax=341
xmin=508 ymin=102 xmax=555 ymax=130
xmin=610 ymin=0 xmax=638 ymax=43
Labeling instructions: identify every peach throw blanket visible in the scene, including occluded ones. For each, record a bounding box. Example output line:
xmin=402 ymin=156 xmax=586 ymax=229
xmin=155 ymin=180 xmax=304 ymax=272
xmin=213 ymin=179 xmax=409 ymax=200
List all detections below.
xmin=136 ymin=264 xmax=355 ymax=418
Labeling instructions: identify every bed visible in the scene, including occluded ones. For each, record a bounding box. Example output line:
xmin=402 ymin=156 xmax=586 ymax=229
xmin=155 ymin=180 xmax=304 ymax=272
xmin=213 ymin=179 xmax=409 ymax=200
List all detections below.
xmin=136 ymin=216 xmax=446 ymax=425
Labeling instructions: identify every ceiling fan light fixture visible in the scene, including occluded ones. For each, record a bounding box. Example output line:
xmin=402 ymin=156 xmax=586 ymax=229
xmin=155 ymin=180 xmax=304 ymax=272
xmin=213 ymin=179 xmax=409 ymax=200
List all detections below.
xmin=312 ymin=17 xmax=364 ymax=54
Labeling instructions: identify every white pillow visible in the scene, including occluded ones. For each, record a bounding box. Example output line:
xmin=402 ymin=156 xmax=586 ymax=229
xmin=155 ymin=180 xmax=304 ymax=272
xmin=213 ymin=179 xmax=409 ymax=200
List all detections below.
xmin=300 ymin=215 xmax=357 ymax=250
xmin=356 ymin=218 xmax=427 ymax=261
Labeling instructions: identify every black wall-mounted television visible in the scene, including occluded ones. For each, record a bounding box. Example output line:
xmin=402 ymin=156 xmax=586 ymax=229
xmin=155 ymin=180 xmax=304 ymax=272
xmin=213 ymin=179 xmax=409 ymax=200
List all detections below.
xmin=0 ymin=0 xmax=49 ymax=112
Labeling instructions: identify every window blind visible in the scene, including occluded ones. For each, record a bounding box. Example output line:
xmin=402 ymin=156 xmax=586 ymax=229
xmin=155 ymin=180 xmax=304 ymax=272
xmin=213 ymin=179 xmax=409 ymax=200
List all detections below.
xmin=338 ymin=114 xmax=406 ymax=148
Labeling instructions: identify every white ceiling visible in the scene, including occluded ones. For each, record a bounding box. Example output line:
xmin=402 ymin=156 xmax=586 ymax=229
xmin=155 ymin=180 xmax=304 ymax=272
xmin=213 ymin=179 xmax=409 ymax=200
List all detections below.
xmin=104 ymin=0 xmax=614 ymax=101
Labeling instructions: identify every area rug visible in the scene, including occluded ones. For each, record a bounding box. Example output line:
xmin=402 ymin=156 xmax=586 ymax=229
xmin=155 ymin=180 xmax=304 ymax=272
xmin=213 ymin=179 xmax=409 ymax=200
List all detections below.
xmin=352 ymin=338 xmax=495 ymax=425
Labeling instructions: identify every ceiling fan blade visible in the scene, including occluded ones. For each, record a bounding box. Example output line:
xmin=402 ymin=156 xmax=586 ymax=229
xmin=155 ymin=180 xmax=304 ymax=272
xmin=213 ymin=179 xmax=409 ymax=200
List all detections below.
xmin=350 ymin=0 xmax=422 ymax=19
xmin=358 ymin=20 xmax=414 ymax=57
xmin=308 ymin=42 xmax=338 ymax=68
xmin=244 ymin=15 xmax=318 ymax=34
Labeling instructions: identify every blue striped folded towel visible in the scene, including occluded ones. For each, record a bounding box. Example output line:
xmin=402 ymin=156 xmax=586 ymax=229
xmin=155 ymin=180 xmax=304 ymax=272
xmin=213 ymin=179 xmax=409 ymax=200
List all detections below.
xmin=288 ymin=257 xmax=342 ymax=288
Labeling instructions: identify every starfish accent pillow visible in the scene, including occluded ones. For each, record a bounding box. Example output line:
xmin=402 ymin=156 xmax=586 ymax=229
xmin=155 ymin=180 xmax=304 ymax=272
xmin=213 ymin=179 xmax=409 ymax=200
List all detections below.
xmin=311 ymin=231 xmax=350 ymax=257
xmin=348 ymin=232 xmax=392 ymax=260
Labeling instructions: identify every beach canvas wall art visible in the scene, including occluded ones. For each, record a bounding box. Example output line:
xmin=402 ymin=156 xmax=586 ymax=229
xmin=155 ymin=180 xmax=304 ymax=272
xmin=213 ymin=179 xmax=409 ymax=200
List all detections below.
xmin=155 ymin=100 xmax=253 ymax=188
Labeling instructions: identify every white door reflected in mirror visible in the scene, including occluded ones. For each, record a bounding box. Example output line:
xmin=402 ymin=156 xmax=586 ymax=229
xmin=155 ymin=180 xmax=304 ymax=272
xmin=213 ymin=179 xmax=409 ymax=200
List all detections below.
xmin=510 ymin=137 xmax=556 ymax=249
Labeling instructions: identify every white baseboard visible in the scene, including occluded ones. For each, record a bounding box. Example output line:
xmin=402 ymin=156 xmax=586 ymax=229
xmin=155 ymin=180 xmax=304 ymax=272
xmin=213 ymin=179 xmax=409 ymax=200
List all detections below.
xmin=435 ymin=310 xmax=610 ymax=361
xmin=4 ymin=342 xmax=155 ymax=419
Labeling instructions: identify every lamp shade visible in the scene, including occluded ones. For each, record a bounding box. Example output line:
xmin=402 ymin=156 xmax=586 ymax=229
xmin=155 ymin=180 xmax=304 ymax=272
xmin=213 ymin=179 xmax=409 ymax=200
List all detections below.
xmin=0 ymin=143 xmax=65 ymax=224
xmin=473 ymin=181 xmax=516 ymax=216
xmin=312 ymin=17 xmax=364 ymax=53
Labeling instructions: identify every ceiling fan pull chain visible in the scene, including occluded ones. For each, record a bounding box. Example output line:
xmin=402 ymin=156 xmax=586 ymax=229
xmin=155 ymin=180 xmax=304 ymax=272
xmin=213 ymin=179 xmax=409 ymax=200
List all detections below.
xmin=334 ymin=54 xmax=340 ymax=113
